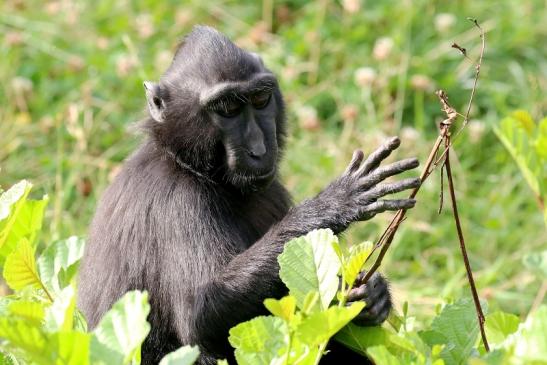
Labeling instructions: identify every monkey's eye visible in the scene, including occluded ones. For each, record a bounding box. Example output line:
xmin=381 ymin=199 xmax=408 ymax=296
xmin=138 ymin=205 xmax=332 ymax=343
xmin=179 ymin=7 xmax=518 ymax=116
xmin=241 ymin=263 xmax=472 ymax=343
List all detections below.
xmin=216 ymin=99 xmax=244 ymax=118
xmin=251 ymin=91 xmax=271 ymax=109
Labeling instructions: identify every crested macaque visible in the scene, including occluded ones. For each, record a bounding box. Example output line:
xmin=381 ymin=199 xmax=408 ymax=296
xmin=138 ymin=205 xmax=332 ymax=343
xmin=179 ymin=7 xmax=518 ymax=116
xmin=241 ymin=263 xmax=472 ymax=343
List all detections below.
xmin=78 ymin=26 xmax=420 ymax=364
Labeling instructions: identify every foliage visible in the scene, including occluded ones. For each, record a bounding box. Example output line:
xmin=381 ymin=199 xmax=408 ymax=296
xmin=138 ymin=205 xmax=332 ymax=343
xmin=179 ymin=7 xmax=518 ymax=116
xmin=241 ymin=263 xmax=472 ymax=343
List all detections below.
xmin=0 ymin=182 xmax=197 ymax=365
xmin=1 ymin=0 xmax=545 ymax=322
xmin=229 ymin=229 xmax=547 ymax=364
xmin=493 ymin=110 xmax=547 ymax=225
xmin=0 ymin=0 xmax=545 ymax=362
xmin=0 ymin=181 xmax=546 ymax=364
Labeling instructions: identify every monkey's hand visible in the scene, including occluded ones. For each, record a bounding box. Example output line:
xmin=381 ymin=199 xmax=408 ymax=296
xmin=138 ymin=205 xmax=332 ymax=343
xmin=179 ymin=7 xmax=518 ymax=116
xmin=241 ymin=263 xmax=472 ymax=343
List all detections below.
xmin=347 ymin=271 xmax=391 ymax=326
xmin=316 ymin=136 xmax=420 ymax=233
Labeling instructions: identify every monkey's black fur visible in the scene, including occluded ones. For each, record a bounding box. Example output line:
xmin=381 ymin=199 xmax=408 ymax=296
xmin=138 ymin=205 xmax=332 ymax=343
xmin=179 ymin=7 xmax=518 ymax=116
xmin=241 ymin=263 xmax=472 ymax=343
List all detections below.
xmin=78 ymin=26 xmax=420 ymax=364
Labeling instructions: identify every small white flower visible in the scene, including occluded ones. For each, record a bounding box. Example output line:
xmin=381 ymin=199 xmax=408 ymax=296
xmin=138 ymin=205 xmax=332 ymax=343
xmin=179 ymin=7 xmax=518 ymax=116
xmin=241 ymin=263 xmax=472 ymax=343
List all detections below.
xmin=401 ymin=127 xmax=420 ymax=144
xmin=468 ymin=120 xmax=486 ymax=143
xmin=435 ymin=13 xmax=456 ymax=33
xmin=373 ymin=37 xmax=394 ymax=61
xmin=342 ymin=0 xmax=361 ymax=14
xmin=354 ymin=67 xmax=376 ymax=88
xmin=297 ymin=106 xmax=320 ymax=131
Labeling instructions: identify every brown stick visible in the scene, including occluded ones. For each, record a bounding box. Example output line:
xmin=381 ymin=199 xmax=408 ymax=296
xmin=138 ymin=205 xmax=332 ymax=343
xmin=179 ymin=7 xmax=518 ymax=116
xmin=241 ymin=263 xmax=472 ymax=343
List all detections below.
xmin=443 ymin=137 xmax=490 ymax=352
xmin=362 ymin=18 xmax=489 ymax=351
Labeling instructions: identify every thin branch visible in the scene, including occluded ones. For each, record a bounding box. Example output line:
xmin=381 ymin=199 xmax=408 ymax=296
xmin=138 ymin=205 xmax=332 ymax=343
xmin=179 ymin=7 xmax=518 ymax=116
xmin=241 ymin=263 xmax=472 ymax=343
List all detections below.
xmin=361 ymin=21 xmax=488 ymax=343
xmin=443 ymin=136 xmax=489 ymax=351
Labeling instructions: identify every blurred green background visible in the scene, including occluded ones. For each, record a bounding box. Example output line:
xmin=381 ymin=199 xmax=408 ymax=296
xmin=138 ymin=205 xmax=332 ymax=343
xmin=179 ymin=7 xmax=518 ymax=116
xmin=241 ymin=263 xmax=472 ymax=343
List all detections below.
xmin=0 ymin=0 xmax=545 ymax=322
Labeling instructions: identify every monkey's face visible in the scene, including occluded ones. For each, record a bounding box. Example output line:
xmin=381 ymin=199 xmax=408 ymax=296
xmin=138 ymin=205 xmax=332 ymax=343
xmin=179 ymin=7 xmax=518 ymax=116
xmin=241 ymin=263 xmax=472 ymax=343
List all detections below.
xmin=204 ymin=77 xmax=282 ymax=189
xmin=143 ymin=26 xmax=286 ymax=191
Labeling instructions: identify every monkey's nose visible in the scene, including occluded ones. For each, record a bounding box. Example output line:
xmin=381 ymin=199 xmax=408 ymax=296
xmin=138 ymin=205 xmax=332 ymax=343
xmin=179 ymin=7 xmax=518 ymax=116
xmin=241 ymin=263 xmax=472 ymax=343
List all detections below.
xmin=247 ymin=149 xmax=266 ymax=160
xmin=246 ymin=143 xmax=266 ymax=159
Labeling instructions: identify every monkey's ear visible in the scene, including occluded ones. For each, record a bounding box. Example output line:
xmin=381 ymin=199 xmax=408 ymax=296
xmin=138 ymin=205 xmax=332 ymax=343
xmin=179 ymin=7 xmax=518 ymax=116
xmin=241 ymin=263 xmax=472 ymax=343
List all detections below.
xmin=144 ymin=81 xmax=165 ymax=123
xmin=250 ymin=52 xmax=264 ymax=67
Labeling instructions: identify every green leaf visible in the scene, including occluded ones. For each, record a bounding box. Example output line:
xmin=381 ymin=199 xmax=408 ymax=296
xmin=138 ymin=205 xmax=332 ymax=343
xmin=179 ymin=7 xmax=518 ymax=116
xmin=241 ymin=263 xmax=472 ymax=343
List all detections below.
xmin=3 ymin=238 xmax=47 ymax=296
xmin=296 ymin=301 xmax=364 ymax=346
xmin=505 ymin=305 xmax=547 ymax=363
xmin=301 ymin=291 xmax=320 ymax=314
xmin=343 ymin=241 xmax=373 ymax=287
xmin=366 ymin=345 xmax=402 ymax=365
xmin=484 ymin=311 xmax=520 ymax=346
xmin=0 ymin=181 xmax=48 ymax=266
xmin=92 ymin=290 xmax=151 ymax=364
xmin=48 ymin=331 xmax=91 ymax=365
xmin=44 ymin=285 xmax=76 ymax=332
xmin=0 ymin=351 xmax=17 ymax=365
xmin=228 ymin=316 xmax=289 ymax=365
xmin=159 ymin=345 xmax=200 ymax=365
xmin=8 ymin=300 xmax=46 ymax=325
xmin=264 ymin=295 xmax=296 ymax=322
xmin=37 ymin=236 xmax=85 ymax=294
xmin=334 ymin=323 xmax=391 ymax=356
xmin=0 ymin=181 xmax=31 ymax=222
xmin=0 ymin=317 xmax=48 ymax=362
xmin=278 ymin=229 xmax=341 ymax=310
xmin=426 ymin=298 xmax=482 ymax=365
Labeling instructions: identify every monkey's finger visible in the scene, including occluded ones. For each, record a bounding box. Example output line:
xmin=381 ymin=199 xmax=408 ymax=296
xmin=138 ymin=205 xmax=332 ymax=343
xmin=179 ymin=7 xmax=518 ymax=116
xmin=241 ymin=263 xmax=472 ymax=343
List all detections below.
xmin=347 ymin=284 xmax=368 ymax=302
xmin=344 ymin=150 xmax=365 ymax=175
xmin=361 ymin=157 xmax=419 ymax=188
xmin=367 ymin=177 xmax=421 ymax=199
xmin=361 ymin=199 xmax=416 ymax=215
xmin=357 ymin=136 xmax=400 ymax=176
xmin=353 ymin=294 xmax=391 ymax=326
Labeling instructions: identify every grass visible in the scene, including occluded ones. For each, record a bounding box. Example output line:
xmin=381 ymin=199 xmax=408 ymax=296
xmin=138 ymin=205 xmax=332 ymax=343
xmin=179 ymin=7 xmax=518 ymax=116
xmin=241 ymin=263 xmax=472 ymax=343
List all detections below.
xmin=0 ymin=0 xmax=545 ymax=323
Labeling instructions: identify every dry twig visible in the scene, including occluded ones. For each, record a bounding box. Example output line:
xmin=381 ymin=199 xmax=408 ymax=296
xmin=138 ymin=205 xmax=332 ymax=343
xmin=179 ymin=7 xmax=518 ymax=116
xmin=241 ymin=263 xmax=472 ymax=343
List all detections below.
xmin=361 ymin=18 xmax=489 ymax=351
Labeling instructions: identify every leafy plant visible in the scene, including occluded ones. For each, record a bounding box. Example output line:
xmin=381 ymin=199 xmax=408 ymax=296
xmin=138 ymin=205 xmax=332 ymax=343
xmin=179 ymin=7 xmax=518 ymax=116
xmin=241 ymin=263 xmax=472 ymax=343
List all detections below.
xmin=229 ymin=229 xmax=547 ymax=364
xmin=493 ymin=110 xmax=547 ymax=225
xmin=1 ymin=181 xmax=545 ymax=364
xmin=0 ymin=181 xmax=198 ymax=365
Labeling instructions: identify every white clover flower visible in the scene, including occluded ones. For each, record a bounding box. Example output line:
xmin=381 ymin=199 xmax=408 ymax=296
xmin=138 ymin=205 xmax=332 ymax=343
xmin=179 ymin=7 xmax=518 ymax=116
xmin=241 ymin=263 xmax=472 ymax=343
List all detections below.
xmin=354 ymin=67 xmax=377 ymax=88
xmin=468 ymin=120 xmax=486 ymax=143
xmin=342 ymin=0 xmax=361 ymax=14
xmin=297 ymin=106 xmax=320 ymax=131
xmin=435 ymin=13 xmax=456 ymax=33
xmin=373 ymin=37 xmax=394 ymax=61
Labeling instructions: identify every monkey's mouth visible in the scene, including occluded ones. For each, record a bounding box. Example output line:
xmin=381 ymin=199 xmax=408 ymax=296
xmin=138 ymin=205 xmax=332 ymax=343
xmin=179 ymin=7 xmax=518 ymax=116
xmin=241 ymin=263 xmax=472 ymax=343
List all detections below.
xmin=228 ymin=166 xmax=276 ymax=190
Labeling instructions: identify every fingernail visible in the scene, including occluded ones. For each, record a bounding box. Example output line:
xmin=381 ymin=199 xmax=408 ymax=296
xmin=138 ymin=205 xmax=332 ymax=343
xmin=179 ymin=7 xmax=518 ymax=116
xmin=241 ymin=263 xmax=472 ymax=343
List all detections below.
xmin=388 ymin=136 xmax=401 ymax=148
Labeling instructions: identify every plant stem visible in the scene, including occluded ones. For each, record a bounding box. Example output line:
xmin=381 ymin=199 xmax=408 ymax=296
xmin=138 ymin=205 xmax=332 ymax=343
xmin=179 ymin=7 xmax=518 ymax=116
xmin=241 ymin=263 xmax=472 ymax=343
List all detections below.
xmin=443 ymin=140 xmax=489 ymax=352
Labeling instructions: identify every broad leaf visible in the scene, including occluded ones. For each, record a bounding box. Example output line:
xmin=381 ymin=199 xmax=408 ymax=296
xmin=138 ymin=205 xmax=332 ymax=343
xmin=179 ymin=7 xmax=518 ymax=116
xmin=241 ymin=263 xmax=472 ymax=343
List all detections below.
xmin=343 ymin=241 xmax=373 ymax=287
xmin=8 ymin=301 xmax=46 ymax=325
xmin=278 ymin=229 xmax=341 ymax=310
xmin=228 ymin=316 xmax=289 ymax=365
xmin=504 ymin=305 xmax=547 ymax=363
xmin=484 ymin=311 xmax=520 ymax=346
xmin=48 ymin=332 xmax=91 ymax=365
xmin=334 ymin=323 xmax=391 ymax=356
xmin=367 ymin=345 xmax=402 ymax=365
xmin=44 ymin=285 xmax=76 ymax=332
xmin=3 ymin=238 xmax=47 ymax=295
xmin=37 ymin=236 xmax=85 ymax=294
xmin=159 ymin=345 xmax=200 ymax=365
xmin=296 ymin=302 xmax=364 ymax=346
xmin=0 ymin=318 xmax=48 ymax=362
xmin=264 ymin=296 xmax=296 ymax=322
xmin=426 ymin=298 xmax=483 ymax=365
xmin=92 ymin=290 xmax=151 ymax=364
xmin=0 ymin=181 xmax=48 ymax=266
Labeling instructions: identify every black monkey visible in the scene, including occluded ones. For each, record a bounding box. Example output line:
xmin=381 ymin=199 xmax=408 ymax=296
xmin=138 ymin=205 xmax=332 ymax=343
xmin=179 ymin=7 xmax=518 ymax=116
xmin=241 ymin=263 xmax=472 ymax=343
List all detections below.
xmin=78 ymin=26 xmax=420 ymax=365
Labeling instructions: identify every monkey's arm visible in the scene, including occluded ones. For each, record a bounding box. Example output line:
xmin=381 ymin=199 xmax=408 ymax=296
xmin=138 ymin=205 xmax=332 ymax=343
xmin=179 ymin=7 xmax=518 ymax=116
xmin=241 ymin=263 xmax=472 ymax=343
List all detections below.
xmin=191 ymin=137 xmax=419 ymax=355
